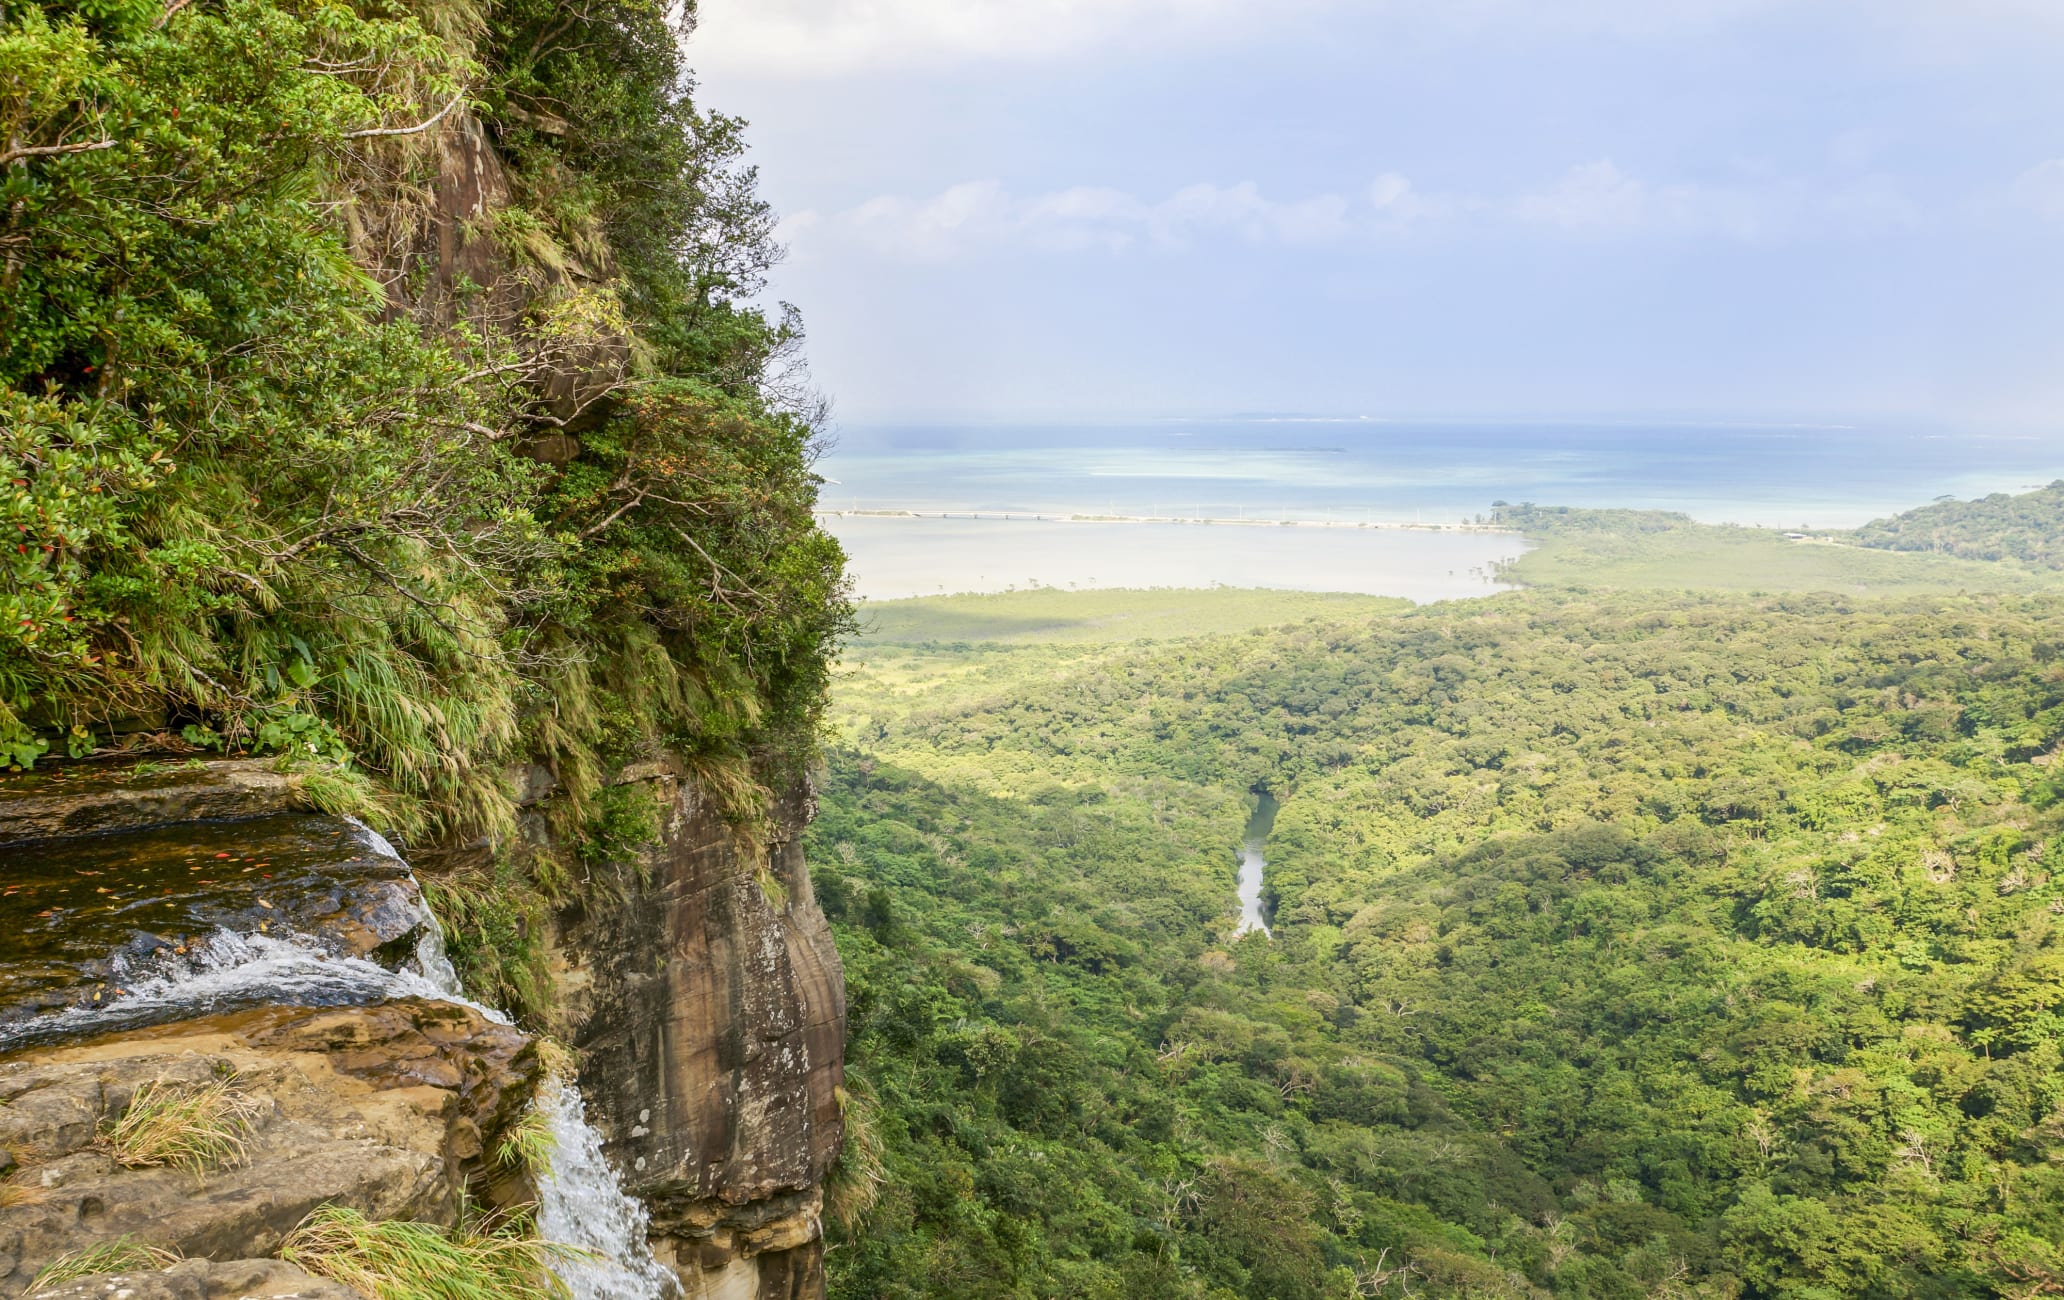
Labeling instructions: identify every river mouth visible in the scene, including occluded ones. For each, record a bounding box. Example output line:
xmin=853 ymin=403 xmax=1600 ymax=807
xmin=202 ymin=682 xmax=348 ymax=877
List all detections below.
xmin=1235 ymin=793 xmax=1279 ymax=938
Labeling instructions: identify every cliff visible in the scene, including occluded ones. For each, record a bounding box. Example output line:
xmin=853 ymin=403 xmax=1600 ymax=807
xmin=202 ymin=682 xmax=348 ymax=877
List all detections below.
xmin=2 ymin=1 xmax=848 ymax=1290
xmin=547 ymin=775 xmax=846 ymax=1297
xmin=0 ymin=758 xmax=845 ymax=1298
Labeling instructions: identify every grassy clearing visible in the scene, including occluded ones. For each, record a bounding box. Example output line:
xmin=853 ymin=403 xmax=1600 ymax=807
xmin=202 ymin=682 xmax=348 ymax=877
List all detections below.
xmin=1506 ymin=524 xmax=2064 ymax=594
xmin=836 ymin=589 xmax=1413 ymax=754
xmin=281 ymin=1204 xmax=572 ymax=1300
xmin=851 ymin=587 xmax=1409 ymax=646
xmin=96 ymin=1076 xmax=258 ymax=1176
xmin=30 ymin=1238 xmax=180 ymax=1292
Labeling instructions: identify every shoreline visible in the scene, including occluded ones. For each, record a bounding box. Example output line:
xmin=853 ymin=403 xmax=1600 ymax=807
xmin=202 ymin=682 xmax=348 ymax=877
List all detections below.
xmin=814 ymin=507 xmax=1519 ymax=533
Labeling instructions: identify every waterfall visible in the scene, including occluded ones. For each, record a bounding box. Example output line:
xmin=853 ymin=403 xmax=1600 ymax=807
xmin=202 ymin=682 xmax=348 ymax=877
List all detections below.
xmin=534 ymin=1081 xmax=682 ymax=1300
xmin=0 ymin=928 xmax=507 ymax=1052
xmin=406 ymin=899 xmax=467 ymax=1000
xmin=1 ymin=813 xmax=679 ymax=1297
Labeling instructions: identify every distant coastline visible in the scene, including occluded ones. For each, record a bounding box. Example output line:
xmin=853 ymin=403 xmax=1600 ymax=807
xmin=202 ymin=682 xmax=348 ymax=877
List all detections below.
xmin=814 ymin=507 xmax=1519 ymax=533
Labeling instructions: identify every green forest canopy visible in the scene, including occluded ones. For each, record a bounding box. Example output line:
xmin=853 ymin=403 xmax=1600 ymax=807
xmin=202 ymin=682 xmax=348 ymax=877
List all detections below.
xmin=1488 ymin=503 xmax=2064 ymax=597
xmin=0 ymin=0 xmax=848 ymax=841
xmin=1849 ymin=484 xmax=2064 ymax=570
xmin=815 ymin=588 xmax=2064 ymax=1299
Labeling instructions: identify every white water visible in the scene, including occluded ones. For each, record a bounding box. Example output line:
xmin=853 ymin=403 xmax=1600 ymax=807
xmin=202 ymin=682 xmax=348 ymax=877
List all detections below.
xmin=8 ymin=821 xmax=678 ymax=1295
xmin=408 ymin=906 xmax=467 ymax=1000
xmin=1234 ymin=843 xmax=1271 ymax=938
xmin=0 ymin=925 xmax=508 ymax=1052
xmin=535 ymin=1080 xmax=681 ymax=1300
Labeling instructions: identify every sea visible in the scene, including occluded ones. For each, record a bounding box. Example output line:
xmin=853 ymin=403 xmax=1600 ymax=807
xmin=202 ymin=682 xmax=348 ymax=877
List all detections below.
xmin=816 ymin=418 xmax=2064 ymax=602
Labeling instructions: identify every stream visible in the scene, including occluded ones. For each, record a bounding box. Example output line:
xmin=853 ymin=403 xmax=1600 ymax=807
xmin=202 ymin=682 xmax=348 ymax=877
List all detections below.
xmin=0 ymin=811 xmax=675 ymax=1297
xmin=1234 ymin=794 xmax=1278 ymax=938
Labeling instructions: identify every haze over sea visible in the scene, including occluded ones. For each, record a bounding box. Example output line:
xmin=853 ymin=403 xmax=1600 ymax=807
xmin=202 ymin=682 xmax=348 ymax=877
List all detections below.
xmin=818 ymin=419 xmax=2064 ymax=601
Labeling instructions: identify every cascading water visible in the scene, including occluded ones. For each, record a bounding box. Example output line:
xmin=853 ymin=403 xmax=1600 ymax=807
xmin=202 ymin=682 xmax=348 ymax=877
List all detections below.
xmin=0 ymin=927 xmax=507 ymax=1051
xmin=534 ymin=1080 xmax=682 ymax=1300
xmin=0 ymin=807 xmax=678 ymax=1295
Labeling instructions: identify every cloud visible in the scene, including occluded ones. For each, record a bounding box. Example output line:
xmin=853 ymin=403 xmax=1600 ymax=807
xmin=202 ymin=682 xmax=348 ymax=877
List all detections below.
xmin=1368 ymin=173 xmax=1456 ymax=226
xmin=2012 ymin=160 xmax=2064 ymax=221
xmin=691 ymin=0 xmax=2064 ymax=78
xmin=1515 ymin=160 xmax=1768 ymax=237
xmin=789 ymin=162 xmax=1943 ymax=261
xmin=797 ymin=178 xmax=1374 ymax=260
xmin=1514 ymin=160 xmax=1650 ymax=232
xmin=688 ymin=0 xmax=1301 ymax=76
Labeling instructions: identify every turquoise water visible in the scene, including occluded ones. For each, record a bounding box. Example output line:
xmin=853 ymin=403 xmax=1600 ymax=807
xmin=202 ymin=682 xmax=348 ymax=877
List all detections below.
xmin=818 ymin=419 xmax=2064 ymax=600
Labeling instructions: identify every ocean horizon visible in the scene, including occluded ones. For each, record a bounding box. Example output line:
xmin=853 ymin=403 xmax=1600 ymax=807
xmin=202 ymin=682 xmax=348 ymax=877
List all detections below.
xmin=817 ymin=418 xmax=2064 ymax=599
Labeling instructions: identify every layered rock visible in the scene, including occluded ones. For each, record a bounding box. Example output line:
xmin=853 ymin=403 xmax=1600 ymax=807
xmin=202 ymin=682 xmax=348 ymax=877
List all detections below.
xmin=0 ymin=1000 xmax=536 ymax=1297
xmin=546 ymin=774 xmax=846 ymax=1299
xmin=0 ymin=756 xmax=848 ymax=1300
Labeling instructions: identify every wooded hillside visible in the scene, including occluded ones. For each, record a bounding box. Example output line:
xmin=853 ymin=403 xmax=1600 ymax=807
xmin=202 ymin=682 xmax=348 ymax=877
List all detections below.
xmin=817 ymin=590 xmax=2064 ymax=1298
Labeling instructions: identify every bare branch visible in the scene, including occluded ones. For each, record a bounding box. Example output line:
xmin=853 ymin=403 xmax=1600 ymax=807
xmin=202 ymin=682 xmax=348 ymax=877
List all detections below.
xmin=0 ymin=138 xmax=116 ymax=168
xmin=342 ymin=93 xmax=466 ymax=141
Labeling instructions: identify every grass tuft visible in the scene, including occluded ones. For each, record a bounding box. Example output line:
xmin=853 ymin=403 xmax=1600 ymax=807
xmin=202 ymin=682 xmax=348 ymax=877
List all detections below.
xmin=824 ymin=1080 xmax=886 ymax=1234
xmin=281 ymin=1204 xmax=574 ymax=1300
xmin=30 ymin=1238 xmax=181 ymax=1292
xmin=96 ymin=1075 xmax=259 ymax=1176
xmin=495 ymin=1103 xmax=556 ymax=1181
xmin=755 ymin=863 xmax=789 ymax=911
xmin=0 ymin=1175 xmax=50 ymax=1209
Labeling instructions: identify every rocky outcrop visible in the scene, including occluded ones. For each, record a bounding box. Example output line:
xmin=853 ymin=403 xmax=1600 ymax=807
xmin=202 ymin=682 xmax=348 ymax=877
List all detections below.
xmin=0 ymin=754 xmax=848 ymax=1300
xmin=547 ymin=775 xmax=846 ymax=1299
xmin=0 ymin=760 xmax=302 ymax=846
xmin=0 ymin=1001 xmax=537 ymax=1297
xmin=29 ymin=1258 xmax=357 ymax=1299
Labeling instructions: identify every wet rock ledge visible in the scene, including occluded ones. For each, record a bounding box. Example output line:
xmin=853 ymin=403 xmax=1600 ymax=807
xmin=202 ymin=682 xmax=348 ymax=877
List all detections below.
xmin=0 ymin=760 xmax=539 ymax=1297
xmin=0 ymin=755 xmax=848 ymax=1300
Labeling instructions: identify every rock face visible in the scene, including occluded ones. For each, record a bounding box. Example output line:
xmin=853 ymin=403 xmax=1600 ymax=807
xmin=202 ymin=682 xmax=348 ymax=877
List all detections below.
xmin=548 ymin=774 xmax=846 ymax=1299
xmin=0 ymin=755 xmax=848 ymax=1300
xmin=29 ymin=1258 xmax=358 ymax=1300
xmin=0 ymin=1000 xmax=537 ymax=1297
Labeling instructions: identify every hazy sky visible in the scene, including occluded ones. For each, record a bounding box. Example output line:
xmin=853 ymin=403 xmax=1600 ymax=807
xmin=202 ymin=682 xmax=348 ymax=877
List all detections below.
xmin=689 ymin=1 xmax=2064 ymax=427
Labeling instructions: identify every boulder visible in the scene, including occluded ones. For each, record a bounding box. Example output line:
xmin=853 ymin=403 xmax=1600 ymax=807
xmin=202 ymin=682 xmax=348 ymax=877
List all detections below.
xmin=0 ymin=1000 xmax=538 ymax=1297
xmin=25 ymin=1258 xmax=357 ymax=1299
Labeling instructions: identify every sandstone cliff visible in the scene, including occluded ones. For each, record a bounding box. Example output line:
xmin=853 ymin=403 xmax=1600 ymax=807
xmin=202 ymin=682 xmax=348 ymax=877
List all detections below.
xmin=547 ymin=776 xmax=846 ymax=1298
xmin=0 ymin=759 xmax=846 ymax=1299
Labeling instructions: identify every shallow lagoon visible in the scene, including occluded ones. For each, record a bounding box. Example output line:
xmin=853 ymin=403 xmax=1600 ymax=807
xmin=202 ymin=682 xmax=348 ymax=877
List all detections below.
xmin=822 ymin=515 xmax=1524 ymax=602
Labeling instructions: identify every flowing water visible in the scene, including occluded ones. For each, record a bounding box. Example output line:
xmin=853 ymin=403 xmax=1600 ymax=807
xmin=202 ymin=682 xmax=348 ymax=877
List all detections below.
xmin=1234 ymin=795 xmax=1279 ymax=939
xmin=0 ymin=809 xmax=675 ymax=1294
xmin=535 ymin=1081 xmax=682 ymax=1300
xmin=0 ymin=927 xmax=505 ymax=1052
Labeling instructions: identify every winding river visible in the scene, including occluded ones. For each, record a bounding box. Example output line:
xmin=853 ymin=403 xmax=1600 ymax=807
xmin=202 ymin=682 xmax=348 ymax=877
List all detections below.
xmin=1234 ymin=794 xmax=1279 ymax=938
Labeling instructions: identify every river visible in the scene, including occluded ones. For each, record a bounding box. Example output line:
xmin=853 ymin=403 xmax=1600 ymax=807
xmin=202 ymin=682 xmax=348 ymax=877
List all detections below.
xmin=1234 ymin=794 xmax=1278 ymax=938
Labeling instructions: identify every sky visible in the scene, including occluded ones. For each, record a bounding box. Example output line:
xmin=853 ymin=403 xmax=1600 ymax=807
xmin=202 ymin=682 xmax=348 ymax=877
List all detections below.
xmin=687 ymin=0 xmax=2064 ymax=428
